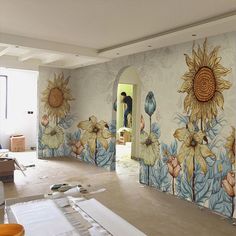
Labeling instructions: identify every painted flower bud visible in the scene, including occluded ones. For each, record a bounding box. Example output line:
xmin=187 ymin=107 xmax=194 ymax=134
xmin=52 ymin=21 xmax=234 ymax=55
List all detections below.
xmin=41 ymin=114 xmax=49 ymax=127
xmin=140 ymin=115 xmax=145 ymax=132
xmin=167 ymin=156 xmax=181 ymax=178
xmin=72 ymin=141 xmax=84 ymax=155
xmin=222 ymin=171 xmax=235 ymax=197
xmin=144 ymin=91 xmax=156 ymax=117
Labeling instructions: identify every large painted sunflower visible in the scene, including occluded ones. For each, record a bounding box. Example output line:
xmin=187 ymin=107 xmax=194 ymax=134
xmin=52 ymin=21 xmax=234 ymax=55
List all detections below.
xmin=178 ymin=39 xmax=232 ymax=127
xmin=41 ymin=73 xmax=74 ymax=120
xmin=78 ymin=116 xmax=111 ymax=156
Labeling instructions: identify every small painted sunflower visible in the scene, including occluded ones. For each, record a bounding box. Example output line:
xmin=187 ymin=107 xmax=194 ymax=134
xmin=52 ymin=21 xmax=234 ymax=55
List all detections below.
xmin=42 ymin=126 xmax=64 ymax=149
xmin=78 ymin=116 xmax=111 ymax=156
xmin=140 ymin=131 xmax=160 ymax=166
xmin=41 ymin=73 xmax=74 ymax=120
xmin=178 ymin=39 xmax=232 ymax=127
xmin=225 ymin=126 xmax=235 ymax=165
xmin=173 ymin=122 xmax=215 ymax=178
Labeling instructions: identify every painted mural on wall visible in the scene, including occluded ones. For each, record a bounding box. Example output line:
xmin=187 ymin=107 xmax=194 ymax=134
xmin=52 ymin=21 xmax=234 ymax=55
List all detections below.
xmin=38 ymin=72 xmax=116 ymax=170
xmin=140 ymin=39 xmax=235 ymax=218
xmin=77 ymin=116 xmax=116 ymax=170
xmin=38 ymin=73 xmax=75 ymax=157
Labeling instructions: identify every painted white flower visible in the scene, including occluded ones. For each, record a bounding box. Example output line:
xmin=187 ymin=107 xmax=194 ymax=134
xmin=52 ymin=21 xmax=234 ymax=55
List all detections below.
xmin=42 ymin=126 xmax=64 ymax=149
xmin=140 ymin=131 xmax=160 ymax=166
xmin=78 ymin=116 xmax=111 ymax=156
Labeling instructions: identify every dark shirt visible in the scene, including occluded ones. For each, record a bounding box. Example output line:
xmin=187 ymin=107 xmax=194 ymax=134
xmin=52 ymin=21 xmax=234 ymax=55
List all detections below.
xmin=123 ymin=96 xmax=132 ymax=111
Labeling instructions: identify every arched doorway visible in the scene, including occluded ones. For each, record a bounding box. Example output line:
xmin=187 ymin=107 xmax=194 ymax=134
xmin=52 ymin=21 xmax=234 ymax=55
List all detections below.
xmin=112 ymin=66 xmax=141 ymax=175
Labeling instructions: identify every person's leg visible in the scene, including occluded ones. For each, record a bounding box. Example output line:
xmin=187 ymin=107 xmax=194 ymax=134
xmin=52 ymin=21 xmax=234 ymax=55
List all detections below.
xmin=124 ymin=109 xmax=129 ymax=127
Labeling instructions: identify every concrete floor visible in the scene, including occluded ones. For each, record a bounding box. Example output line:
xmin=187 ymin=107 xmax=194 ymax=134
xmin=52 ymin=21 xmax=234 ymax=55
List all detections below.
xmin=1 ymin=151 xmax=236 ymax=236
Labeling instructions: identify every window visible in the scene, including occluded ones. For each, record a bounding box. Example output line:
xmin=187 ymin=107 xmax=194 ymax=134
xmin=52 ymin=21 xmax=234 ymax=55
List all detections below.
xmin=0 ymin=75 xmax=8 ymax=119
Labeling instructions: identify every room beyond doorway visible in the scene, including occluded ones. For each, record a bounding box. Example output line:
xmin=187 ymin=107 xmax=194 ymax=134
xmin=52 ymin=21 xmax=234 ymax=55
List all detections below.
xmin=116 ymin=83 xmax=139 ymax=176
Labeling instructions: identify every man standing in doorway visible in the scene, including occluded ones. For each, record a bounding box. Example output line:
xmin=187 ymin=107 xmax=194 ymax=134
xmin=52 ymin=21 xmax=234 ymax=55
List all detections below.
xmin=121 ymin=92 xmax=132 ymax=127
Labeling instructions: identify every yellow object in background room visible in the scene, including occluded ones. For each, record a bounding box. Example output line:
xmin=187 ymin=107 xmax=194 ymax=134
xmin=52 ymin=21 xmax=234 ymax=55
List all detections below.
xmin=0 ymin=224 xmax=24 ymax=236
xmin=10 ymin=135 xmax=25 ymax=152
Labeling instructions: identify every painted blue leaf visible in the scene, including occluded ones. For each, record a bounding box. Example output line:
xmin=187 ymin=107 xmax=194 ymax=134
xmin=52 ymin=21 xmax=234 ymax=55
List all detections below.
xmin=108 ymin=121 xmax=116 ymax=135
xmin=174 ymin=113 xmax=189 ymax=125
xmin=176 ymin=172 xmax=192 ymax=200
xmin=95 ymin=140 xmax=115 ymax=170
xmin=151 ymin=122 xmax=161 ymax=139
xmin=139 ymin=161 xmax=149 ymax=185
xmin=80 ymin=145 xmax=95 ymax=165
xmin=169 ymin=140 xmax=178 ymax=156
xmin=205 ymin=114 xmax=227 ymax=140
xmin=58 ymin=114 xmax=76 ymax=129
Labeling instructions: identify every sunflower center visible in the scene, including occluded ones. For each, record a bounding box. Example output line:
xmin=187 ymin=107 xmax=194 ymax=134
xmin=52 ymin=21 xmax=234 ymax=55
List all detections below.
xmin=145 ymin=138 xmax=153 ymax=146
xmin=194 ymin=66 xmax=216 ymax=102
xmin=50 ymin=130 xmax=57 ymax=136
xmin=48 ymin=87 xmax=64 ymax=108
xmin=93 ymin=127 xmax=99 ymax=133
xmin=190 ymin=139 xmax=197 ymax=147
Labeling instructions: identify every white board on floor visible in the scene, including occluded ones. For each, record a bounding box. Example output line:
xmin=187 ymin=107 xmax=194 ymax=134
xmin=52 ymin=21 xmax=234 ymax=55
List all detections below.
xmin=77 ymin=198 xmax=146 ymax=236
xmin=10 ymin=199 xmax=79 ymax=236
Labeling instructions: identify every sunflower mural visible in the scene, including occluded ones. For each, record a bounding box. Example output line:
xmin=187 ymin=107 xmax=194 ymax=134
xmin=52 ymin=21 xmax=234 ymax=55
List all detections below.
xmin=139 ymin=39 xmax=235 ymax=219
xmin=178 ymin=39 xmax=232 ymax=128
xmin=38 ymin=72 xmax=75 ymax=157
xmin=173 ymin=39 xmax=235 ymax=218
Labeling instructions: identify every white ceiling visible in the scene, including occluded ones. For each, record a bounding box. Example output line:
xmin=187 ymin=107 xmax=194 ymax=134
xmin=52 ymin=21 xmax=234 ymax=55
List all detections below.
xmin=1 ymin=0 xmax=236 ymax=69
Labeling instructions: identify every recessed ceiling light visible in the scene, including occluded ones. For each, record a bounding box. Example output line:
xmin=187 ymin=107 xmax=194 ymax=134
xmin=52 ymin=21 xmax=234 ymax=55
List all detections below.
xmin=192 ymin=34 xmax=197 ymax=37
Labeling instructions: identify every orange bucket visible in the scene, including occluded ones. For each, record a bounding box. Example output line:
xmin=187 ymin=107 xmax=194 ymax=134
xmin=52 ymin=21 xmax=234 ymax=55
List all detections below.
xmin=0 ymin=224 xmax=24 ymax=236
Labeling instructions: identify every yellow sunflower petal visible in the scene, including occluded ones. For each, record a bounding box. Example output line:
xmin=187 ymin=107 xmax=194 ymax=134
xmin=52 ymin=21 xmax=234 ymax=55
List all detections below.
xmin=199 ymin=144 xmax=215 ymax=158
xmin=184 ymin=54 xmax=194 ymax=68
xmin=97 ymin=120 xmax=107 ymax=129
xmin=193 ymin=131 xmax=205 ymax=143
xmin=80 ymin=131 xmax=94 ymax=146
xmin=187 ymin=122 xmax=195 ymax=132
xmin=208 ymin=46 xmax=220 ymax=68
xmin=186 ymin=152 xmax=194 ymax=179
xmin=178 ymin=79 xmax=193 ymax=93
xmin=101 ymin=129 xmax=111 ymax=139
xmin=98 ymin=137 xmax=109 ymax=150
xmin=195 ymin=146 xmax=207 ymax=174
xmin=214 ymin=64 xmax=231 ymax=78
xmin=213 ymin=91 xmax=224 ymax=109
xmin=89 ymin=116 xmax=97 ymax=124
xmin=216 ymin=78 xmax=232 ymax=92
xmin=173 ymin=127 xmax=190 ymax=142
xmin=88 ymin=138 xmax=96 ymax=156
xmin=177 ymin=143 xmax=190 ymax=164
xmin=78 ymin=120 xmax=93 ymax=132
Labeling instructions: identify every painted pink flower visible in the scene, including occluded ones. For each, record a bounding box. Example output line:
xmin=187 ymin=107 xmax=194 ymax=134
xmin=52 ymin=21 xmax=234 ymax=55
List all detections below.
xmin=222 ymin=171 xmax=236 ymax=197
xmin=167 ymin=156 xmax=181 ymax=178
xmin=72 ymin=141 xmax=84 ymax=155
xmin=41 ymin=114 xmax=49 ymax=126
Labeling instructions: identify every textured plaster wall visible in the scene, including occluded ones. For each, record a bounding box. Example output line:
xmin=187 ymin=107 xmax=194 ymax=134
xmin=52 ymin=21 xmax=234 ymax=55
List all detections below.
xmin=38 ymin=32 xmax=236 ymax=218
xmin=71 ymin=32 xmax=236 ymax=218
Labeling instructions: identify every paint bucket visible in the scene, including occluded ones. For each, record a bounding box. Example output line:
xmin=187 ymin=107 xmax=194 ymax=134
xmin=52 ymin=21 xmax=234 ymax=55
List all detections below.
xmin=0 ymin=224 xmax=25 ymax=236
xmin=0 ymin=181 xmax=4 ymax=205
